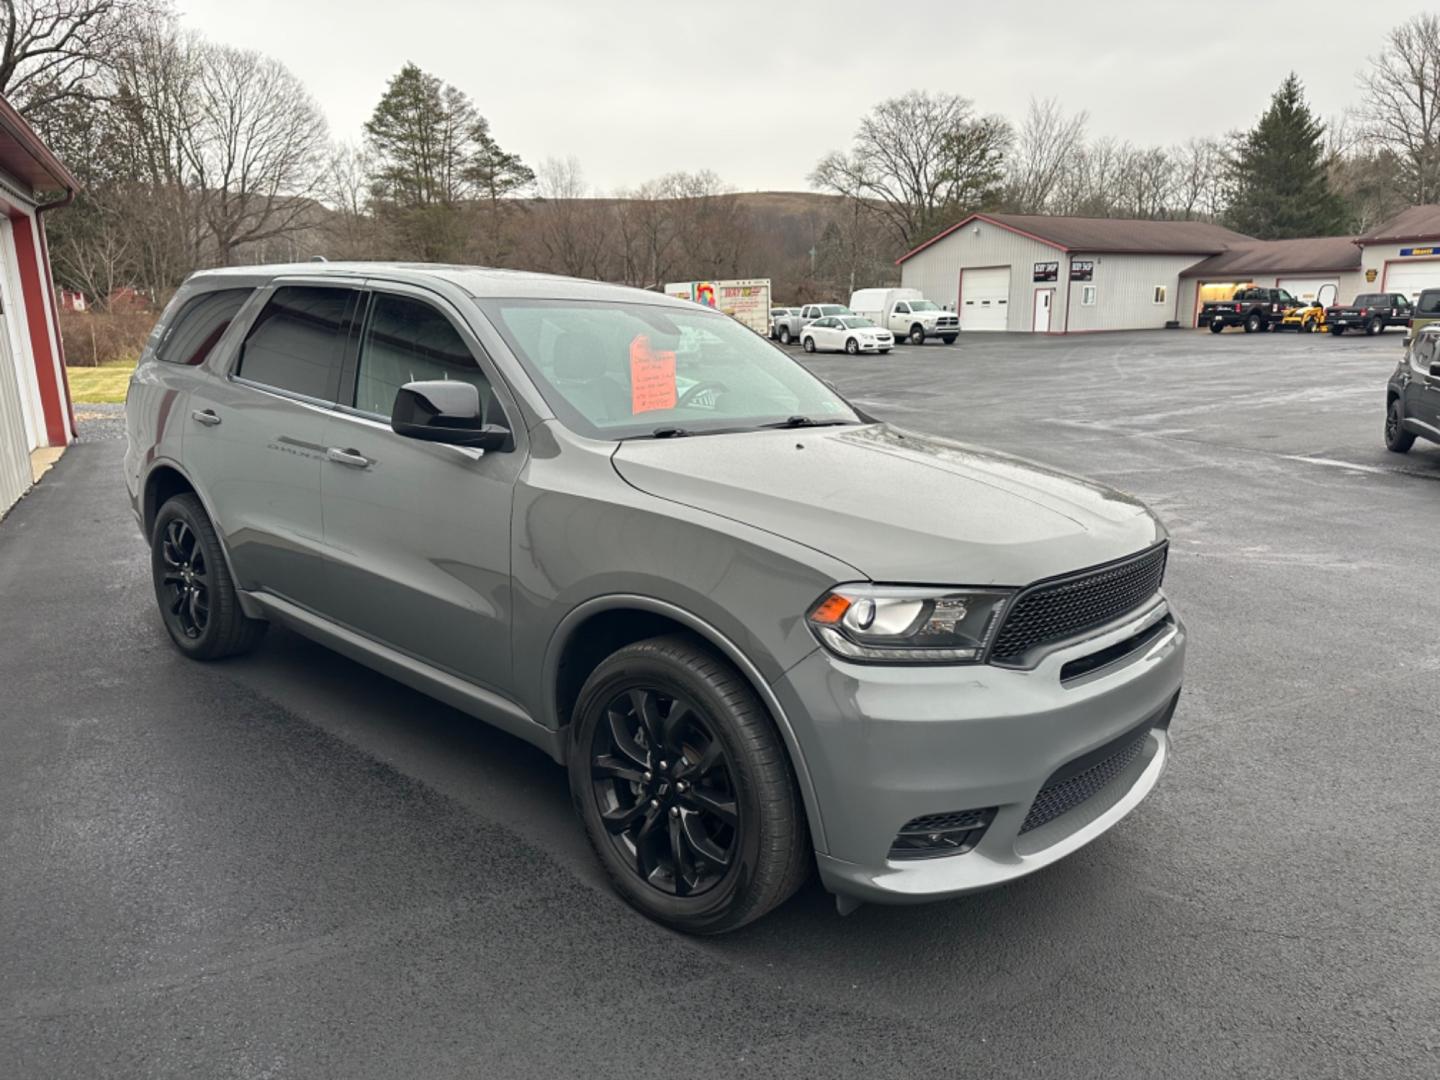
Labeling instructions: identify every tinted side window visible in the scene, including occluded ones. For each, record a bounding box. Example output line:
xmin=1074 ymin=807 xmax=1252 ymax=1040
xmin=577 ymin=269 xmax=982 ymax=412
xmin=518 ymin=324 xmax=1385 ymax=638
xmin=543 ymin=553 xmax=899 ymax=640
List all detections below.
xmin=354 ymin=293 xmax=494 ymax=420
xmin=157 ymin=288 xmax=253 ymax=366
xmin=1418 ymin=291 xmax=1440 ymax=315
xmin=237 ymin=286 xmax=352 ymax=400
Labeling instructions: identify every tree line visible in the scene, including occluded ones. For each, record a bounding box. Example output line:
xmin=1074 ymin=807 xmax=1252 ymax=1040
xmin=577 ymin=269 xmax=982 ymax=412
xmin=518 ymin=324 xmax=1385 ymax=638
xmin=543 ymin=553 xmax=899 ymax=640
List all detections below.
xmin=4 ymin=2 xmax=1439 ymax=313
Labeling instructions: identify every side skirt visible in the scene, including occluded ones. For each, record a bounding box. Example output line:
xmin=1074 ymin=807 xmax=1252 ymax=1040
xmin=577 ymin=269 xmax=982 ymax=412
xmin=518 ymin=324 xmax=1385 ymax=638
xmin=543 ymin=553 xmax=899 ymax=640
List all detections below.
xmin=245 ymin=591 xmax=567 ymax=763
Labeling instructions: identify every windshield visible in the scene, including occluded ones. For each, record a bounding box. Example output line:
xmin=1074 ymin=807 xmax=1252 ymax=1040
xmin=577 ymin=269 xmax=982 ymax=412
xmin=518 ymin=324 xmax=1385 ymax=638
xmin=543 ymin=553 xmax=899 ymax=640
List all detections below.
xmin=840 ymin=317 xmax=875 ymax=329
xmin=818 ymin=305 xmax=849 ymax=316
xmin=909 ymin=300 xmax=941 ymax=311
xmin=478 ymin=298 xmax=862 ymax=439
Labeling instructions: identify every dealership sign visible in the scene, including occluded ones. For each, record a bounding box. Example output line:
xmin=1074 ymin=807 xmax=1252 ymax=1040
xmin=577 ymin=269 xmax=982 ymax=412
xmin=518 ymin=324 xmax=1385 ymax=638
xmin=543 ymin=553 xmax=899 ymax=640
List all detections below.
xmin=1070 ymin=259 xmax=1095 ymax=282
xmin=1399 ymin=246 xmax=1438 ymax=257
xmin=1034 ymin=261 xmax=1059 ymax=282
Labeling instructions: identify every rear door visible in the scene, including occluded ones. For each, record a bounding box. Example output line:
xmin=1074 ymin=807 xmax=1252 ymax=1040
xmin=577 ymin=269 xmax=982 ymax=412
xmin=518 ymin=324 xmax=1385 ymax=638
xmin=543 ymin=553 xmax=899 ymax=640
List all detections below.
xmin=185 ymin=281 xmax=359 ymax=609
xmin=317 ymin=284 xmax=525 ymax=693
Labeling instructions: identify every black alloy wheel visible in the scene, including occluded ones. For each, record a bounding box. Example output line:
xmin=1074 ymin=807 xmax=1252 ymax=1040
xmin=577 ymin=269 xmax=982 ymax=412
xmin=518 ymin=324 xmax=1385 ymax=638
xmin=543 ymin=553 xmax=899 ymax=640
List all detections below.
xmin=1385 ymin=398 xmax=1415 ymax=453
xmin=589 ymin=686 xmax=739 ymax=898
xmin=568 ymin=635 xmax=810 ymax=933
xmin=150 ymin=493 xmax=267 ymax=660
xmin=158 ymin=518 xmax=210 ymax=640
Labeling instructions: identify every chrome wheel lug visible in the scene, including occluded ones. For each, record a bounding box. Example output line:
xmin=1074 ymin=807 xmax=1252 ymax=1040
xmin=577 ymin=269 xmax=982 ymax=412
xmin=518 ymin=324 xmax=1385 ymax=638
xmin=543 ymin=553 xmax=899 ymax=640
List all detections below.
xmin=669 ymin=806 xmax=679 ymax=818
xmin=658 ymin=760 xmax=669 ymax=771
xmin=676 ymin=780 xmax=688 ymax=792
xmin=642 ymin=771 xmax=653 ymax=783
xmin=650 ymin=798 xmax=659 ymax=809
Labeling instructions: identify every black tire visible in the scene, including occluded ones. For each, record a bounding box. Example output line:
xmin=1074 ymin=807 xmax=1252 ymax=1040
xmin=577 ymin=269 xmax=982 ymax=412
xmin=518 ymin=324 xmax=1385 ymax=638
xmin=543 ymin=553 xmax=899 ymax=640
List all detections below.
xmin=845 ymin=337 xmax=859 ymax=355
xmin=1209 ymin=320 xmax=1224 ymax=334
xmin=1330 ymin=325 xmax=1345 ymax=336
xmin=1366 ymin=317 xmax=1382 ymax=336
xmin=1385 ymin=398 xmax=1415 ymax=454
xmin=778 ymin=326 xmax=791 ymax=346
xmin=568 ymin=635 xmax=809 ymax=934
xmin=941 ymin=334 xmax=957 ymax=345
xmin=802 ymin=336 xmax=815 ymax=353
xmin=1244 ymin=312 xmax=1262 ymax=333
xmin=151 ymin=493 xmax=266 ymax=660
xmin=1306 ymin=318 xmax=1320 ymax=333
xmin=879 ymin=349 xmax=890 ymax=355
xmin=908 ymin=324 xmax=925 ymax=345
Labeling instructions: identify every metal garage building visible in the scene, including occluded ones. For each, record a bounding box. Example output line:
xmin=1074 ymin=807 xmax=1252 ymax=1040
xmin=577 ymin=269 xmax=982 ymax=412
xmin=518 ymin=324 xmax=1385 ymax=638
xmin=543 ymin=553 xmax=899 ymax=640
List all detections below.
xmin=0 ymin=96 xmax=77 ymax=517
xmin=1355 ymin=205 xmax=1440 ymax=302
xmin=1176 ymin=235 xmax=1363 ymax=324
xmin=896 ymin=213 xmax=1251 ymax=333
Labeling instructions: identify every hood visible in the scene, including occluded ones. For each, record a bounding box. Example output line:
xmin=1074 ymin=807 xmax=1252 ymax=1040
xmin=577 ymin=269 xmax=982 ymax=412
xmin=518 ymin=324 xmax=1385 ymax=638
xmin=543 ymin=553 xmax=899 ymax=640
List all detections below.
xmin=611 ymin=424 xmax=1163 ymax=585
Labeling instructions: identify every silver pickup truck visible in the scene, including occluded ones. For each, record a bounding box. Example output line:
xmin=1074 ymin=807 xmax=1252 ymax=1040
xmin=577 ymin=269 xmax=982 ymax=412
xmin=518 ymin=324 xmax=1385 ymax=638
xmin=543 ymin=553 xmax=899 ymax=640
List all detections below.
xmin=772 ymin=303 xmax=850 ymax=346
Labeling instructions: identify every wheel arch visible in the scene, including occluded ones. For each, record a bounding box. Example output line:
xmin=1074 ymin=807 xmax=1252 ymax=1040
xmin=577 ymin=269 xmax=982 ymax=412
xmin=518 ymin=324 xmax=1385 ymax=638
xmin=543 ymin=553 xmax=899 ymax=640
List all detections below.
xmin=140 ymin=458 xmax=263 ymax=620
xmin=543 ymin=594 xmax=828 ymax=853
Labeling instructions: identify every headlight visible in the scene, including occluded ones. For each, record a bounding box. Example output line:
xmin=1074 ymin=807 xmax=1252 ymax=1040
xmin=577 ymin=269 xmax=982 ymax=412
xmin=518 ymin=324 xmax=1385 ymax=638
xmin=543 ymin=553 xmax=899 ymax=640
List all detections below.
xmin=807 ymin=585 xmax=1013 ymax=663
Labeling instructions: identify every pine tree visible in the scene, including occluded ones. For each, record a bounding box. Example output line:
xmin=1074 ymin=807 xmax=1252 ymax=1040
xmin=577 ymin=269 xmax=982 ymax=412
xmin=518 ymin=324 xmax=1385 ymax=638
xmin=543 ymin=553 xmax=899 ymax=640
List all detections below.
xmin=1225 ymin=74 xmax=1348 ymax=238
xmin=363 ymin=63 xmax=532 ymax=260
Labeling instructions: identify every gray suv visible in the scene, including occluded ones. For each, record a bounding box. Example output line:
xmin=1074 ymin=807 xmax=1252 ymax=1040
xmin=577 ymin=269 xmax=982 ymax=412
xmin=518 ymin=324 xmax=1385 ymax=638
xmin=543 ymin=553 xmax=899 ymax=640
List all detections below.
xmin=124 ymin=264 xmax=1186 ymax=933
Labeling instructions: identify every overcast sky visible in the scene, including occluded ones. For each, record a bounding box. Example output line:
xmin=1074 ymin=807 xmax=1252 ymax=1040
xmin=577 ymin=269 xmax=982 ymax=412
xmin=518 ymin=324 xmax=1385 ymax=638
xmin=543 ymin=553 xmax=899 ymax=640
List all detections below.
xmin=178 ymin=0 xmax=1403 ymax=194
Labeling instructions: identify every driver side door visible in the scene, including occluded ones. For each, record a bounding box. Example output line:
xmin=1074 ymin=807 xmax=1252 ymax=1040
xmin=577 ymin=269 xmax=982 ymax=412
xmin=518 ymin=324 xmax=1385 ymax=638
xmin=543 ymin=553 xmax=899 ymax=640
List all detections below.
xmin=317 ymin=284 xmax=526 ymax=695
xmin=808 ymin=317 xmax=839 ymax=350
xmin=1403 ymin=329 xmax=1440 ymax=439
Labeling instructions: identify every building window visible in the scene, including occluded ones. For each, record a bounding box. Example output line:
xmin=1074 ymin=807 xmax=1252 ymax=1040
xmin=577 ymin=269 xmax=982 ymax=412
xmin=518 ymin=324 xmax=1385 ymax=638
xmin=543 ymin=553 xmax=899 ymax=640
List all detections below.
xmin=1153 ymin=285 xmax=1168 ymax=305
xmin=1081 ymin=285 xmax=1097 ymax=306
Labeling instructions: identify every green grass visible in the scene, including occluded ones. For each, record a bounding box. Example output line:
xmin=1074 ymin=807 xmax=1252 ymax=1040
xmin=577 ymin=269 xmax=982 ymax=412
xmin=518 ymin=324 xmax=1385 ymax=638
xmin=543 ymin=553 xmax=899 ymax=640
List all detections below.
xmin=67 ymin=361 xmax=135 ymax=405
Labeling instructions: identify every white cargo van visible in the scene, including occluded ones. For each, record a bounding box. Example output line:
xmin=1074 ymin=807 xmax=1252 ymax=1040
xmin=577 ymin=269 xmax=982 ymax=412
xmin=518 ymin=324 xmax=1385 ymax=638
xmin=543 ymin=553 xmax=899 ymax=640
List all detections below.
xmin=848 ymin=288 xmax=959 ymax=345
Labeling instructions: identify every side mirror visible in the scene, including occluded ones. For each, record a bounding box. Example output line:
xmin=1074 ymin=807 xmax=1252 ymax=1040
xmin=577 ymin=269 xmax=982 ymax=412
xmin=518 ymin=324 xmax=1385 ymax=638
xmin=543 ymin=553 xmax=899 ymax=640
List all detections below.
xmin=391 ymin=380 xmax=510 ymax=450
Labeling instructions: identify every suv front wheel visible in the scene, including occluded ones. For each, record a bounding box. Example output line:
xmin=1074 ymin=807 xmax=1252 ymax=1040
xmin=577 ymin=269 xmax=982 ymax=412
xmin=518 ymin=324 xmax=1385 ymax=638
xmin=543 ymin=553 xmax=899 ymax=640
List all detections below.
xmin=568 ymin=635 xmax=810 ymax=934
xmin=151 ymin=493 xmax=267 ymax=659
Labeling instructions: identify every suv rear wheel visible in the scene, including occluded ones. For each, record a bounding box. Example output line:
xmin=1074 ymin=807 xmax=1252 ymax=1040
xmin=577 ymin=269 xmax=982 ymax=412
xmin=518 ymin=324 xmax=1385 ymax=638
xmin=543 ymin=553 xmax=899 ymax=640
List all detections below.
xmin=1385 ymin=399 xmax=1415 ymax=454
xmin=151 ymin=494 xmax=267 ymax=659
xmin=568 ymin=635 xmax=809 ymax=934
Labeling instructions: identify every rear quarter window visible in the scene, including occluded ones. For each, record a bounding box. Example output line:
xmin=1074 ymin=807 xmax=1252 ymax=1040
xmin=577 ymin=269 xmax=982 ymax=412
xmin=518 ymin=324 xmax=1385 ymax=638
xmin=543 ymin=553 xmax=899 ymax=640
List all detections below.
xmin=156 ymin=288 xmax=254 ymax=366
xmin=1418 ymin=291 xmax=1440 ymax=315
xmin=235 ymin=286 xmax=354 ymax=401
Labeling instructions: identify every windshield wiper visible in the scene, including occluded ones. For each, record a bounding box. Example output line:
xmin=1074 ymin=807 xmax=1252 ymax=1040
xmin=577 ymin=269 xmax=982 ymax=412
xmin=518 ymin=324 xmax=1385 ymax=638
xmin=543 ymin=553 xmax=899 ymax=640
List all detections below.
xmin=761 ymin=416 xmax=853 ymax=430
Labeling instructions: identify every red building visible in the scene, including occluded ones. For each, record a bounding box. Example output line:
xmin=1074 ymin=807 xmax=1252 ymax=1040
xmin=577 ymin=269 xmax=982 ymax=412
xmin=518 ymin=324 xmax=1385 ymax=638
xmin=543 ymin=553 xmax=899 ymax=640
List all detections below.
xmin=0 ymin=94 xmax=79 ymax=516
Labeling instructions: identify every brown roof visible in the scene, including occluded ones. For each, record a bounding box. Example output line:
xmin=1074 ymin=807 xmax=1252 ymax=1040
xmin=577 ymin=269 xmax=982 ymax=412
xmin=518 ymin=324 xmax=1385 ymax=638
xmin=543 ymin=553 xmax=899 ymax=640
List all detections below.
xmin=897 ymin=212 xmax=1253 ymax=264
xmin=0 ymin=95 xmax=78 ymax=197
xmin=1179 ymin=235 xmax=1361 ymax=279
xmin=1357 ymin=205 xmax=1440 ymax=245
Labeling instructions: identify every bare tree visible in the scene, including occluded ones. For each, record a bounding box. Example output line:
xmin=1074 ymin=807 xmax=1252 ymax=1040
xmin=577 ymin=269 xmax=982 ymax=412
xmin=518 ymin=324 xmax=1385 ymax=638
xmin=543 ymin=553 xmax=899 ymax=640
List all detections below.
xmin=530 ymin=155 xmax=611 ymax=279
xmin=0 ymin=0 xmax=157 ymax=111
xmin=321 ymin=142 xmax=379 ymax=258
xmin=185 ymin=43 xmax=328 ymax=264
xmin=1172 ymin=137 xmax=1225 ymax=220
xmin=1360 ymin=13 xmax=1440 ymax=203
xmin=1005 ymin=98 xmax=1087 ymax=213
xmin=811 ymin=90 xmax=1010 ymax=251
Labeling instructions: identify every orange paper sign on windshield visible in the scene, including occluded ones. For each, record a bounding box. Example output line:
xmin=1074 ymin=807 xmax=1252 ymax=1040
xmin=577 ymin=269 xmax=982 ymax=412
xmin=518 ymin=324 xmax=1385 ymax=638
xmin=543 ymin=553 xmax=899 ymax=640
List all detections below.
xmin=629 ymin=334 xmax=677 ymax=414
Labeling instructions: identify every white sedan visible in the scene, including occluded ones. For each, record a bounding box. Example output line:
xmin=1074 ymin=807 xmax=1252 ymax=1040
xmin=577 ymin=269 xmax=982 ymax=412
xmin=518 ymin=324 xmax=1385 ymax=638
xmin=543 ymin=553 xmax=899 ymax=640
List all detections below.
xmin=801 ymin=315 xmax=893 ymax=355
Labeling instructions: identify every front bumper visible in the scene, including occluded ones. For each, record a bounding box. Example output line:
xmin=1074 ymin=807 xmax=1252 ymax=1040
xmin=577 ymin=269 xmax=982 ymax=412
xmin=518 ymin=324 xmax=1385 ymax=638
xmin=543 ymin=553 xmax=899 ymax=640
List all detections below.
xmin=772 ymin=599 xmax=1186 ymax=904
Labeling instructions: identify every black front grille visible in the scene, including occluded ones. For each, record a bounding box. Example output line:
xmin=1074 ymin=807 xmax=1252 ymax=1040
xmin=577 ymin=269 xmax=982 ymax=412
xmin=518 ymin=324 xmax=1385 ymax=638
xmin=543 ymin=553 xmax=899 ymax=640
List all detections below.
xmin=1020 ymin=728 xmax=1151 ymax=834
xmin=990 ymin=543 xmax=1168 ymax=664
xmin=889 ymin=807 xmax=995 ymax=860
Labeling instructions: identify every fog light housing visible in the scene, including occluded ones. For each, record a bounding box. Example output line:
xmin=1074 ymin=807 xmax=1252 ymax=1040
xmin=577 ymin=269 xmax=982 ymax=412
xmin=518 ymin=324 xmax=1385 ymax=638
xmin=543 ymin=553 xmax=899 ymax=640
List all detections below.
xmin=888 ymin=807 xmax=997 ymax=860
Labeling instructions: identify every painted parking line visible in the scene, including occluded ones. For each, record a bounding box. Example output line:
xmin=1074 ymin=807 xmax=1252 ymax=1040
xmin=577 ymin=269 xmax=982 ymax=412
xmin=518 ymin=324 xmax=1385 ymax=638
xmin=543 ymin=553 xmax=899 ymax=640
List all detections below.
xmin=1282 ymin=454 xmax=1440 ymax=481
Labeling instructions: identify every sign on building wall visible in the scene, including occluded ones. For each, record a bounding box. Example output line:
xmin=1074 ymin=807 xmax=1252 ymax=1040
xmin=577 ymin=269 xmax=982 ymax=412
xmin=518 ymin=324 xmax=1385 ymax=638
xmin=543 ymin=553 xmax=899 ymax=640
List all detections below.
xmin=1033 ymin=261 xmax=1059 ymax=283
xmin=1399 ymin=247 xmax=1438 ymax=257
xmin=1069 ymin=259 xmax=1094 ymax=282
xmin=1365 ymin=268 xmax=1378 ymax=283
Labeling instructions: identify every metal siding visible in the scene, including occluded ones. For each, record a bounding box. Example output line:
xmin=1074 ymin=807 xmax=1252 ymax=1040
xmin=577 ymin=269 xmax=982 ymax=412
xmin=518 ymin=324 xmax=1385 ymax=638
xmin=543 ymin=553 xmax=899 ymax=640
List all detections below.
xmin=899 ymin=222 xmax=1061 ymax=331
xmin=1063 ymin=254 xmax=1201 ymax=332
xmin=0 ymin=323 xmax=30 ymax=514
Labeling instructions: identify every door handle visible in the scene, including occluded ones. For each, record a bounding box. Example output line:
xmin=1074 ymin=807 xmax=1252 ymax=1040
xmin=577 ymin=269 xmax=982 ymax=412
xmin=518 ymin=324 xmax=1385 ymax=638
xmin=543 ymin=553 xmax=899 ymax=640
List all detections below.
xmin=325 ymin=447 xmax=372 ymax=468
xmin=190 ymin=408 xmax=221 ymax=426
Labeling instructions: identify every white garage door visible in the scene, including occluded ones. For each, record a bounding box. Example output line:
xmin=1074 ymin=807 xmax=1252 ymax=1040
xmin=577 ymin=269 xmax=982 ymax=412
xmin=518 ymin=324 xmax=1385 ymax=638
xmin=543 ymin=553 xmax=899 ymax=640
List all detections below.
xmin=1277 ymin=277 xmax=1339 ymax=305
xmin=960 ymin=267 xmax=1010 ymax=331
xmin=1384 ymin=260 xmax=1440 ymax=304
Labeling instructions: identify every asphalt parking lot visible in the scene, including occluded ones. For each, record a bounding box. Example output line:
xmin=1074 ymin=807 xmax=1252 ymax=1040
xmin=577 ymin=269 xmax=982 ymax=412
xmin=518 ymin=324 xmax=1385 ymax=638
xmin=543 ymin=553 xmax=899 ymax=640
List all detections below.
xmin=3 ymin=327 xmax=1438 ymax=1079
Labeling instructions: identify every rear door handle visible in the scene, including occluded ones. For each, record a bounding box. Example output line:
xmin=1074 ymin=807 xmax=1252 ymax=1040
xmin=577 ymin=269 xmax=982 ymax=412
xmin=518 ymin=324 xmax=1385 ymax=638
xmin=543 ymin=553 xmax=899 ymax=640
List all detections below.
xmin=190 ymin=408 xmax=221 ymax=426
xmin=325 ymin=447 xmax=372 ymax=468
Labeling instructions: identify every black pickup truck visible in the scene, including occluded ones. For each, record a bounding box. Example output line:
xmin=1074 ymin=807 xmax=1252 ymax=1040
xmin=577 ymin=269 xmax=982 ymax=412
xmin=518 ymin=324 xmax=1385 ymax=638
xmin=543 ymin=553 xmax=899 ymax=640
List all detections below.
xmin=1325 ymin=292 xmax=1412 ymax=336
xmin=1201 ymin=286 xmax=1298 ymax=333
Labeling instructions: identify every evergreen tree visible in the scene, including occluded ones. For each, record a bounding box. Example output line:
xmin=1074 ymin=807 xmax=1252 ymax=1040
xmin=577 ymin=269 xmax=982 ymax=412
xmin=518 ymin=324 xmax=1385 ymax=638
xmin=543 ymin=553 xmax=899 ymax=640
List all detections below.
xmin=364 ymin=63 xmax=532 ymax=260
xmin=1225 ymin=74 xmax=1347 ymax=238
